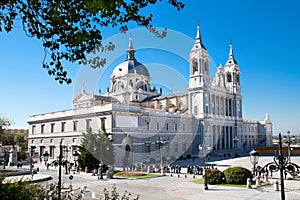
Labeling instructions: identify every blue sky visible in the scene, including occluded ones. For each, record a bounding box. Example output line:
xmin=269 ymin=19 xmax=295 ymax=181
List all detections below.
xmin=0 ymin=0 xmax=299 ymax=135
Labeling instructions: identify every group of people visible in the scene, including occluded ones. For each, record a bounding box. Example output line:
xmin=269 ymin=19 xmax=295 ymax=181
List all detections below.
xmin=170 ymin=165 xmax=182 ymax=173
xmin=186 ymin=165 xmax=204 ymax=175
xmin=16 ymin=161 xmax=23 ymax=168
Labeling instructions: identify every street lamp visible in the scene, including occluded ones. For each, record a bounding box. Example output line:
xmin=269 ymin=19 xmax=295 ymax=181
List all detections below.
xmin=233 ymin=136 xmax=239 ymax=150
xmin=286 ymin=131 xmax=295 ymax=163
xmin=199 ymin=144 xmax=211 ymax=190
xmin=29 ymin=146 xmax=36 ymax=170
xmin=43 ymin=151 xmax=49 ymax=165
xmin=249 ymin=149 xmax=259 ymax=176
xmin=73 ymin=150 xmax=79 ymax=172
xmin=156 ymin=136 xmax=166 ymax=175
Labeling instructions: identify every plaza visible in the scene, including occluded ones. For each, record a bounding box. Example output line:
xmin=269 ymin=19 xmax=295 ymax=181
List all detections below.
xmin=4 ymin=155 xmax=300 ymax=200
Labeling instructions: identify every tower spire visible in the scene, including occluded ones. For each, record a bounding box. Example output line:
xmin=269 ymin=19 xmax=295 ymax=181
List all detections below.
xmin=229 ymin=40 xmax=233 ymax=56
xmin=126 ymin=33 xmax=136 ymax=60
xmin=194 ymin=21 xmax=206 ymax=50
xmin=226 ymin=41 xmax=237 ymax=65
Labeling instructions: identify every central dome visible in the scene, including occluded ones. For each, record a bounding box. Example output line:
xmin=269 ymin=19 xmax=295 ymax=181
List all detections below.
xmin=111 ymin=36 xmax=150 ymax=78
xmin=111 ymin=60 xmax=149 ymax=77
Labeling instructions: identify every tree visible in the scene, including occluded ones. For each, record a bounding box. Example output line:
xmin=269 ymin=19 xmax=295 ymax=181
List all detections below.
xmin=0 ymin=176 xmax=86 ymax=199
xmin=0 ymin=176 xmax=45 ymax=200
xmin=14 ymin=134 xmax=27 ymax=150
xmin=78 ymin=128 xmax=99 ymax=171
xmin=0 ymin=115 xmax=12 ymax=144
xmin=78 ymin=127 xmax=114 ymax=171
xmin=0 ymin=0 xmax=184 ymax=84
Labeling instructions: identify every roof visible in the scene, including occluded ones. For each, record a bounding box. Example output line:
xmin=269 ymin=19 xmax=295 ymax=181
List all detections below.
xmin=111 ymin=60 xmax=150 ymax=77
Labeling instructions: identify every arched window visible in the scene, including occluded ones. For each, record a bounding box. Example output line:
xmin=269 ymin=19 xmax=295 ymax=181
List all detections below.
xmin=125 ymin=144 xmax=131 ymax=157
xmin=129 ymin=80 xmax=134 ymax=87
xmin=227 ymin=73 xmax=232 ymax=82
xmin=192 ymin=59 xmax=198 ymax=74
xmin=136 ymin=81 xmax=148 ymax=91
xmin=113 ymin=81 xmax=124 ymax=92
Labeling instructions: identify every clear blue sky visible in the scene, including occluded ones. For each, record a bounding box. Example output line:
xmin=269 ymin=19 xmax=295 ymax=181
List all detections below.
xmin=0 ymin=0 xmax=299 ymax=135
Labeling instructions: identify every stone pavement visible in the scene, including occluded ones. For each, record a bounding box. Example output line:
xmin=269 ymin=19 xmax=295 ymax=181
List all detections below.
xmin=2 ymin=156 xmax=300 ymax=199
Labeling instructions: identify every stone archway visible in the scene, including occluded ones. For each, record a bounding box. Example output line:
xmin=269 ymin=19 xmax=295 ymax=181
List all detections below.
xmin=121 ymin=136 xmax=132 ymax=167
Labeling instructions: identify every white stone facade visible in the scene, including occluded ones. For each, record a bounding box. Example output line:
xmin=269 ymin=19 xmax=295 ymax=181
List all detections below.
xmin=28 ymin=26 xmax=272 ymax=166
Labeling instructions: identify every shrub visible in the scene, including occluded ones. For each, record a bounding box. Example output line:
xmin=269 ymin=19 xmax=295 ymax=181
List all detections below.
xmin=103 ymin=184 xmax=139 ymax=200
xmin=205 ymin=168 xmax=225 ymax=185
xmin=223 ymin=167 xmax=252 ymax=184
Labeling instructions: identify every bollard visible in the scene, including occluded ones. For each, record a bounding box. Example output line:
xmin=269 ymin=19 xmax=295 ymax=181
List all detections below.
xmin=274 ymin=181 xmax=279 ymax=191
xmin=246 ymin=178 xmax=252 ymax=189
xmin=171 ymin=174 xmax=173 ymax=177
xmin=185 ymin=174 xmax=187 ymax=178
xmin=263 ymin=172 xmax=269 ymax=184
xmin=178 ymin=174 xmax=180 ymax=178
xmin=255 ymin=176 xmax=261 ymax=186
xmin=193 ymin=175 xmax=195 ymax=179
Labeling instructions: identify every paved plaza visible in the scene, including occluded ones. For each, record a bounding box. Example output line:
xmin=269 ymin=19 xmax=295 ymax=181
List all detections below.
xmin=3 ymin=156 xmax=300 ymax=199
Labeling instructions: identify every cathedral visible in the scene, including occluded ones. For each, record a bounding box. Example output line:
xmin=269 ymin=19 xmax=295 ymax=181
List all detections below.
xmin=28 ymin=25 xmax=273 ymax=167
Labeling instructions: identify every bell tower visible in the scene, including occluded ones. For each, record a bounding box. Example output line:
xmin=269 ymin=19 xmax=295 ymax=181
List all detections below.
xmin=189 ymin=24 xmax=210 ymax=89
xmin=224 ymin=42 xmax=241 ymax=94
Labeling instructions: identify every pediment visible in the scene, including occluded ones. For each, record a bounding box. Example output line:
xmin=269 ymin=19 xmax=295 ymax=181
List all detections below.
xmin=73 ymin=93 xmax=94 ymax=103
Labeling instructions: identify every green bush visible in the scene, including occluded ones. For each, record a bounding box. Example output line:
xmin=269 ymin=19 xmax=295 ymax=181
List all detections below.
xmin=223 ymin=167 xmax=252 ymax=184
xmin=205 ymin=168 xmax=225 ymax=185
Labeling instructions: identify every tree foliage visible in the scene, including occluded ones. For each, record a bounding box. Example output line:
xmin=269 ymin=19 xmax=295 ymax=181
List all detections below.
xmin=0 ymin=115 xmax=12 ymax=143
xmin=0 ymin=0 xmax=184 ymax=84
xmin=103 ymin=184 xmax=140 ymax=200
xmin=223 ymin=167 xmax=252 ymax=184
xmin=0 ymin=176 xmax=86 ymax=200
xmin=205 ymin=168 xmax=225 ymax=185
xmin=0 ymin=176 xmax=44 ymax=200
xmin=1 ymin=176 xmax=139 ymax=200
xmin=78 ymin=127 xmax=114 ymax=171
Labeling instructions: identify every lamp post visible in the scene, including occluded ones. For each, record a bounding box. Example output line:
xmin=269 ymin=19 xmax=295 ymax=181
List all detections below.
xmin=233 ymin=136 xmax=239 ymax=150
xmin=286 ymin=131 xmax=295 ymax=163
xmin=278 ymin=133 xmax=285 ymax=200
xmin=249 ymin=149 xmax=259 ymax=176
xmin=73 ymin=150 xmax=79 ymax=172
xmin=98 ymin=162 xmax=104 ymax=180
xmin=29 ymin=146 xmax=36 ymax=170
xmin=58 ymin=140 xmax=63 ymax=200
xmin=199 ymin=144 xmax=211 ymax=190
xmin=156 ymin=136 xmax=166 ymax=175
xmin=62 ymin=146 xmax=70 ymax=174
xmin=254 ymin=133 xmax=300 ymax=200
